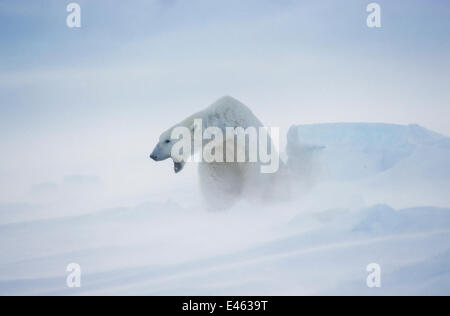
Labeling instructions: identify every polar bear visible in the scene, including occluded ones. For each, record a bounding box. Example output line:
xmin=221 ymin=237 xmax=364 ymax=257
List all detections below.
xmin=150 ymin=96 xmax=288 ymax=210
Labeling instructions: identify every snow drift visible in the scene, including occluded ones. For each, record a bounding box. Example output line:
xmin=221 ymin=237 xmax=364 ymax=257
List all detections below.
xmin=1 ymin=123 xmax=450 ymax=295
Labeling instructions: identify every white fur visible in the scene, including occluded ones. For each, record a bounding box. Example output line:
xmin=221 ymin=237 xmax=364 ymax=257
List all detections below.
xmin=151 ymin=96 xmax=288 ymax=211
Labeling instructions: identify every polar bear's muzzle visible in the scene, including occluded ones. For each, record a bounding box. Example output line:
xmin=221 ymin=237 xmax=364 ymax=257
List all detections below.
xmin=150 ymin=143 xmax=169 ymax=161
xmin=150 ymin=144 xmax=185 ymax=174
xmin=150 ymin=149 xmax=165 ymax=162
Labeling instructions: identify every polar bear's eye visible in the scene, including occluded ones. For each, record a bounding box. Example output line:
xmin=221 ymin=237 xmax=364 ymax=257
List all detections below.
xmin=165 ymin=140 xmax=170 ymax=144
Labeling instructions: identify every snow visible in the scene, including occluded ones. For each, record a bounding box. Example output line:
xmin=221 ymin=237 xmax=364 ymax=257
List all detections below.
xmin=1 ymin=123 xmax=450 ymax=295
xmin=287 ymin=123 xmax=447 ymax=180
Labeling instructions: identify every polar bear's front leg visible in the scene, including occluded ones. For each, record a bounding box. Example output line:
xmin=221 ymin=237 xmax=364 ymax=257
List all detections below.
xmin=198 ymin=162 xmax=244 ymax=211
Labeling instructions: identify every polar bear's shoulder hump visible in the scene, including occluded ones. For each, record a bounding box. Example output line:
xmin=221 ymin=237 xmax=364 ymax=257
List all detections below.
xmin=207 ymin=96 xmax=263 ymax=127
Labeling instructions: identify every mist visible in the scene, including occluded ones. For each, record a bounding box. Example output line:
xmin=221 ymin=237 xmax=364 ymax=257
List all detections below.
xmin=1 ymin=0 xmax=450 ymax=295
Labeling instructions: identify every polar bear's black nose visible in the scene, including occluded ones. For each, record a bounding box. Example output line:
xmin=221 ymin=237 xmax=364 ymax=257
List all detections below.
xmin=150 ymin=154 xmax=158 ymax=161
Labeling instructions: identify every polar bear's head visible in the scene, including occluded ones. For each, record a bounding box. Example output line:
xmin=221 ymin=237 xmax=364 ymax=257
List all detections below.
xmin=150 ymin=128 xmax=184 ymax=173
xmin=150 ymin=117 xmax=199 ymax=174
